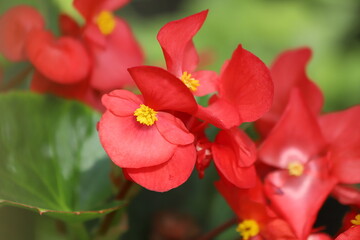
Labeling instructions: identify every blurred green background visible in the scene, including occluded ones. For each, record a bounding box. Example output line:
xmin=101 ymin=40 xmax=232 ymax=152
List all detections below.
xmin=0 ymin=0 xmax=359 ymax=239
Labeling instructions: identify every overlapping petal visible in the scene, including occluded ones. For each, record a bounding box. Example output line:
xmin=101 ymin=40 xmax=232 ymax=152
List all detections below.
xmin=74 ymin=0 xmax=129 ymax=21
xmin=102 ymin=90 xmax=142 ymax=117
xmin=124 ymin=144 xmax=196 ymax=192
xmin=264 ymin=158 xmax=337 ymax=240
xmin=128 ymin=66 xmax=198 ymax=113
xmin=335 ymin=226 xmax=360 ymax=240
xmin=259 ymin=89 xmax=326 ymax=169
xmin=98 ymin=111 xmax=177 ymax=168
xmin=26 ymin=29 xmax=90 ymax=84
xmin=0 ymin=5 xmax=44 ymax=61
xmin=218 ymin=45 xmax=273 ymax=122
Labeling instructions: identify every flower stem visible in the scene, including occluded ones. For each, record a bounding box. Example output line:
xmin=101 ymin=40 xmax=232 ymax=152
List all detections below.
xmin=0 ymin=65 xmax=33 ymax=91
xmin=196 ymin=217 xmax=238 ymax=240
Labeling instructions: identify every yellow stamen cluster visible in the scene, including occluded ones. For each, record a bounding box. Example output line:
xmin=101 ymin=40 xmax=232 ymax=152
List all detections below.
xmin=96 ymin=11 xmax=116 ymax=35
xmin=236 ymin=219 xmax=260 ymax=240
xmin=180 ymin=71 xmax=200 ymax=92
xmin=288 ymin=162 xmax=304 ymax=176
xmin=351 ymin=214 xmax=360 ymax=226
xmin=134 ymin=104 xmax=158 ymax=126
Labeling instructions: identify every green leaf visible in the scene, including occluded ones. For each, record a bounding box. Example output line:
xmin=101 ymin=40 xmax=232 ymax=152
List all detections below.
xmin=0 ymin=92 xmax=124 ymax=222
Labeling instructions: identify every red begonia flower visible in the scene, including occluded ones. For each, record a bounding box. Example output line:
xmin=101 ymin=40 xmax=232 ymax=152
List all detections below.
xmin=74 ymin=0 xmax=144 ymax=91
xmin=74 ymin=0 xmax=129 ymax=22
xmin=212 ymin=128 xmax=257 ymax=188
xmin=0 ymin=5 xmax=44 ymax=61
xmin=218 ymin=44 xmax=273 ymax=123
xmin=256 ymin=47 xmax=323 ymax=137
xmin=319 ymin=106 xmax=360 ymax=184
xmin=335 ymin=226 xmax=360 ymax=240
xmin=259 ymin=89 xmax=326 ymax=169
xmin=215 ymin=177 xmax=299 ymax=240
xmin=86 ymin=18 xmax=144 ymax=91
xmin=157 ymin=10 xmax=217 ymax=96
xmin=264 ymin=157 xmax=337 ymax=240
xmin=26 ymin=29 xmax=91 ymax=84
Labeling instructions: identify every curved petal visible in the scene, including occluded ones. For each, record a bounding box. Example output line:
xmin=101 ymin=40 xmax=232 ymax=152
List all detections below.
xmin=128 ymin=66 xmax=198 ymax=113
xmin=156 ymin=112 xmax=194 ymax=145
xmin=331 ymin=185 xmax=360 ymax=207
xmin=259 ymin=89 xmax=326 ymax=169
xmin=212 ymin=129 xmax=257 ymax=188
xmin=98 ymin=111 xmax=176 ymax=168
xmin=102 ymin=90 xmax=142 ymax=117
xmin=0 ymin=5 xmax=44 ymax=61
xmin=157 ymin=10 xmax=208 ymax=76
xmin=26 ymin=29 xmax=90 ymax=84
xmin=89 ymin=18 xmax=144 ymax=91
xmin=335 ymin=226 xmax=360 ymax=240
xmin=59 ymin=14 xmax=81 ymax=37
xmin=307 ymin=234 xmax=333 ymax=240
xmin=195 ymin=96 xmax=241 ymax=129
xmin=74 ymin=0 xmax=129 ymax=21
xmin=264 ymin=158 xmax=337 ymax=240
xmin=218 ymin=45 xmax=273 ymax=122
xmin=191 ymin=70 xmax=218 ymax=96
xmin=124 ymin=144 xmax=196 ymax=192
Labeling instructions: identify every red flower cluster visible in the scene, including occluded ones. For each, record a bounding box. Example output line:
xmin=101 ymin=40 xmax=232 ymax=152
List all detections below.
xmin=216 ymin=48 xmax=360 ymax=239
xmin=0 ymin=0 xmax=143 ymax=111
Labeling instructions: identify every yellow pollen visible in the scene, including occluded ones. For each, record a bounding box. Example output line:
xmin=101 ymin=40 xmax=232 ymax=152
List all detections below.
xmin=236 ymin=219 xmax=260 ymax=240
xmin=180 ymin=71 xmax=200 ymax=92
xmin=134 ymin=104 xmax=158 ymax=126
xmin=96 ymin=11 xmax=116 ymax=35
xmin=288 ymin=162 xmax=304 ymax=176
xmin=351 ymin=214 xmax=360 ymax=226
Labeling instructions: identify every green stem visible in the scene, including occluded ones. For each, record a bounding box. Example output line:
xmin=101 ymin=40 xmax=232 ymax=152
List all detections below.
xmin=0 ymin=65 xmax=33 ymax=91
xmin=66 ymin=222 xmax=90 ymax=240
xmin=196 ymin=217 xmax=238 ymax=240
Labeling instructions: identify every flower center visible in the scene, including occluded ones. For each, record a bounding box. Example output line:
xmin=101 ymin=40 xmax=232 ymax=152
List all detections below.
xmin=351 ymin=214 xmax=360 ymax=225
xmin=288 ymin=161 xmax=304 ymax=176
xmin=96 ymin=11 xmax=116 ymax=35
xmin=236 ymin=219 xmax=260 ymax=240
xmin=134 ymin=104 xmax=158 ymax=126
xmin=180 ymin=71 xmax=200 ymax=92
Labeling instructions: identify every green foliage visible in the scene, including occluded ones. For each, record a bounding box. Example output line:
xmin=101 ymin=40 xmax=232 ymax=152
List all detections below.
xmin=0 ymin=92 xmax=123 ymax=222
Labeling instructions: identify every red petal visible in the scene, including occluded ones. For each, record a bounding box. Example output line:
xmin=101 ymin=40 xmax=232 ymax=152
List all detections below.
xmin=128 ymin=66 xmax=198 ymax=113
xmin=59 ymin=14 xmax=81 ymax=37
xmin=264 ymin=158 xmax=337 ymax=240
xmin=335 ymin=226 xmax=360 ymax=240
xmin=215 ymin=177 xmax=269 ymax=223
xmin=307 ymin=234 xmax=333 ymax=240
xmin=319 ymin=106 xmax=360 ymax=183
xmin=256 ymin=48 xmax=324 ymax=137
xmin=156 ymin=112 xmax=194 ymax=145
xmin=0 ymin=5 xmax=44 ymax=61
xmin=157 ymin=10 xmax=208 ymax=76
xmin=74 ymin=0 xmax=129 ymax=21
xmin=331 ymin=185 xmax=360 ymax=207
xmin=195 ymin=96 xmax=241 ymax=129
xmin=212 ymin=128 xmax=257 ymax=188
xmin=26 ymin=29 xmax=90 ymax=84
xmin=101 ymin=89 xmax=142 ymax=116
xmin=191 ymin=70 xmax=218 ymax=96
xmin=124 ymin=144 xmax=196 ymax=192
xmin=98 ymin=111 xmax=176 ymax=168
xmin=259 ymin=89 xmax=326 ymax=169
xmin=218 ymin=45 xmax=273 ymax=122
xmin=88 ymin=18 xmax=144 ymax=91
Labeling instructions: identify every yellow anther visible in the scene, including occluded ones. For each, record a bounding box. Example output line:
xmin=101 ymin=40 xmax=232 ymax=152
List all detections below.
xmin=236 ymin=219 xmax=260 ymax=240
xmin=351 ymin=214 xmax=360 ymax=226
xmin=96 ymin=11 xmax=116 ymax=35
xmin=180 ymin=71 xmax=200 ymax=92
xmin=288 ymin=162 xmax=304 ymax=177
xmin=134 ymin=104 xmax=158 ymax=126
